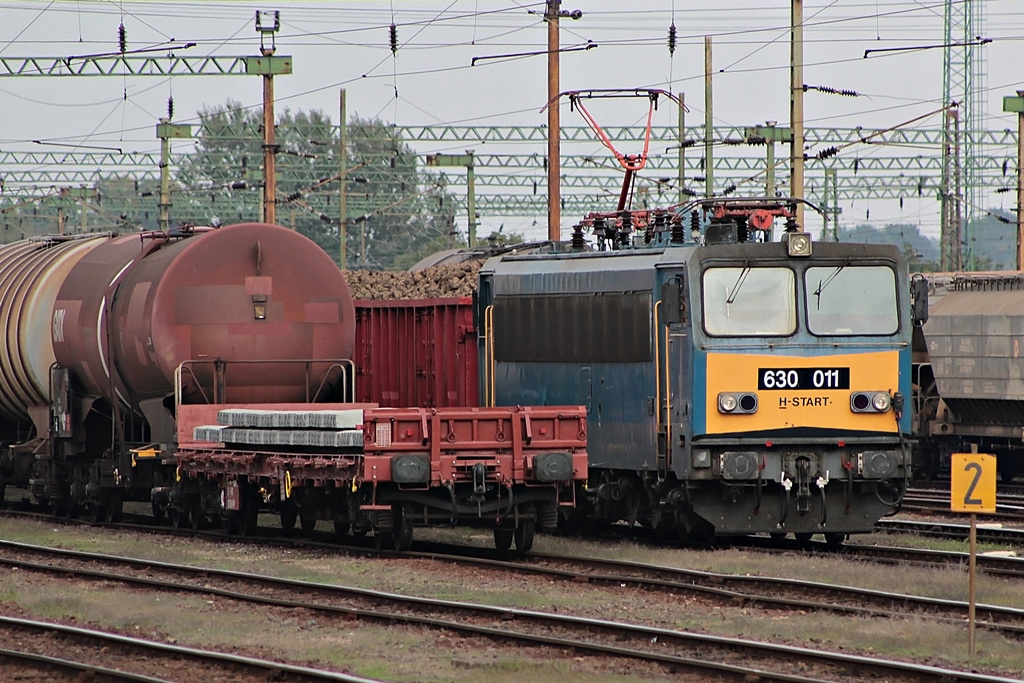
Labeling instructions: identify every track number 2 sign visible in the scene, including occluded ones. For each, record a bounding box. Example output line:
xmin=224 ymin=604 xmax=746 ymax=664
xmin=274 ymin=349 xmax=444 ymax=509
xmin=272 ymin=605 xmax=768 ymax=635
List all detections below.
xmin=950 ymin=453 xmax=996 ymax=514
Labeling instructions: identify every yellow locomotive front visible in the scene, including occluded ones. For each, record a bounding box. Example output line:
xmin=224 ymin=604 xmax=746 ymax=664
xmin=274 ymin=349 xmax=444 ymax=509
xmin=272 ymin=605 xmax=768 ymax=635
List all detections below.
xmin=673 ymin=235 xmax=915 ymax=543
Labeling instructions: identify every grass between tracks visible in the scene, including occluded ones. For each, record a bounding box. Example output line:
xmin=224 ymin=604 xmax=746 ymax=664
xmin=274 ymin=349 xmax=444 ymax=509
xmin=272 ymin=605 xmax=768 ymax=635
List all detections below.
xmin=1 ymin=516 xmax=1024 ymax=681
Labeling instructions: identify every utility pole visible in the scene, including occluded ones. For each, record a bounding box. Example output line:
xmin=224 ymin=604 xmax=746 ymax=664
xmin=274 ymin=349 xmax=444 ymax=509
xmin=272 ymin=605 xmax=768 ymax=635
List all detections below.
xmin=790 ymin=0 xmax=805 ymax=229
xmin=546 ymin=0 xmax=561 ymax=242
xmin=339 ymin=88 xmax=348 ymax=270
xmin=1003 ymin=91 xmax=1024 ymax=269
xmin=256 ymin=11 xmax=280 ymax=225
xmin=704 ymin=37 xmax=713 ymax=199
xmin=426 ymin=151 xmax=477 ymax=246
xmin=156 ymin=118 xmax=192 ymax=232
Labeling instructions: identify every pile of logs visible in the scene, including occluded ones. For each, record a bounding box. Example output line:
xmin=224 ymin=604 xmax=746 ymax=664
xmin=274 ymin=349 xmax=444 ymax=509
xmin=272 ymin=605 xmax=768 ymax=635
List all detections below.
xmin=344 ymin=261 xmax=482 ymax=300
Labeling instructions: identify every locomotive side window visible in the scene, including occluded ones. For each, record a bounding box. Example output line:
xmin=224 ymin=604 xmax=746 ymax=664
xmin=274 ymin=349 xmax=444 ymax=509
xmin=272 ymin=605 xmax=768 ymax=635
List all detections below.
xmin=702 ymin=267 xmax=796 ymax=336
xmin=805 ymin=265 xmax=898 ymax=336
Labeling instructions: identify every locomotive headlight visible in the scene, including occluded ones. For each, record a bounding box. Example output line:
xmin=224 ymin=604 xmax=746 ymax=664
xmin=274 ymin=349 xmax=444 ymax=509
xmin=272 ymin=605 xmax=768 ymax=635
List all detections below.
xmin=871 ymin=392 xmax=891 ymax=412
xmin=850 ymin=391 xmax=891 ymax=413
xmin=718 ymin=392 xmax=758 ymax=414
xmin=786 ymin=231 xmax=812 ymax=257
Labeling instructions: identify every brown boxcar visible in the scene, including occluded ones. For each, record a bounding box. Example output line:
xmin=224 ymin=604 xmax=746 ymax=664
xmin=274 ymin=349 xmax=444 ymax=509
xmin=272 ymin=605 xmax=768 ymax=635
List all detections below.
xmin=353 ymin=297 xmax=479 ymax=409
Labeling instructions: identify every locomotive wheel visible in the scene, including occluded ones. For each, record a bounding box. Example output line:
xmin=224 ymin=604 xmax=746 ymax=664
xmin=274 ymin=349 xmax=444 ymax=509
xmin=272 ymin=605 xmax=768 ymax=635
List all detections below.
xmin=300 ymin=516 xmax=317 ymax=532
xmin=493 ymin=527 xmax=514 ymax=551
xmin=769 ymin=532 xmax=787 ymax=542
xmin=794 ymin=532 xmax=814 ymax=547
xmin=824 ymin=533 xmax=847 ymax=550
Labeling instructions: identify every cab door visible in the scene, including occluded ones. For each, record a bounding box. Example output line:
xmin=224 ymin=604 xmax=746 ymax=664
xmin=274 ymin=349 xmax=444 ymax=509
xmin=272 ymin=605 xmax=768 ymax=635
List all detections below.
xmin=655 ymin=265 xmax=689 ymax=478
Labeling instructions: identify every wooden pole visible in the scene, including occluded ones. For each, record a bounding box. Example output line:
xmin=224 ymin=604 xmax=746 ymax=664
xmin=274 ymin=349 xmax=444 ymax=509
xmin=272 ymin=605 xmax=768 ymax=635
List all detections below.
xmin=790 ymin=0 xmax=805 ymax=228
xmin=1017 ymin=90 xmax=1024 ymax=270
xmin=969 ymin=512 xmax=977 ymax=656
xmin=704 ymin=37 xmax=713 ymax=200
xmin=546 ymin=0 xmax=561 ymax=242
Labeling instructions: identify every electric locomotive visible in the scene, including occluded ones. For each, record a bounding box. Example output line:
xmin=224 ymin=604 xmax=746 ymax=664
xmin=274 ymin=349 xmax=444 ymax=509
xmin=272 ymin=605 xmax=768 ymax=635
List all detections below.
xmin=479 ymin=198 xmax=918 ymax=544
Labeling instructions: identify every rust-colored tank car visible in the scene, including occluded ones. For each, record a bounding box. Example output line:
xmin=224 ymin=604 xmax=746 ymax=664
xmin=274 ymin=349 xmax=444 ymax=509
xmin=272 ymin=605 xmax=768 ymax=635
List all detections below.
xmin=0 ymin=223 xmax=355 ymax=514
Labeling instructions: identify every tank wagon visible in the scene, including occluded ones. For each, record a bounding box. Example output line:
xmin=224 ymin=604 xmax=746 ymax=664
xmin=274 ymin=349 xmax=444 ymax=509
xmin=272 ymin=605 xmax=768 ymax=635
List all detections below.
xmin=0 ymin=223 xmax=586 ymax=552
xmin=477 ymin=198 xmax=917 ymax=544
xmin=911 ymin=272 xmax=1024 ymax=480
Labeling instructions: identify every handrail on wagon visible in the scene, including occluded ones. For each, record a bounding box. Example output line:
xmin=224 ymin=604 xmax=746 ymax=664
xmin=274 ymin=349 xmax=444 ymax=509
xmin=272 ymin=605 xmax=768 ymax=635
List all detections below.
xmin=173 ymin=358 xmax=356 ymax=407
xmin=484 ymin=305 xmax=496 ymax=407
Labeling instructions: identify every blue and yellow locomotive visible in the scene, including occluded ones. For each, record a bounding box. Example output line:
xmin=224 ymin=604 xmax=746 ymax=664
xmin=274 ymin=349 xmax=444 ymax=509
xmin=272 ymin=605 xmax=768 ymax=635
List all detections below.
xmin=479 ymin=198 xmax=916 ymax=544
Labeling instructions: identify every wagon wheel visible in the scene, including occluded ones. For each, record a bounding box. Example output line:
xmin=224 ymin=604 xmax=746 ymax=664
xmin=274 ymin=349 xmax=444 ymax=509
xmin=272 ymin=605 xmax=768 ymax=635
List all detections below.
xmin=392 ymin=505 xmax=414 ymax=552
xmin=105 ymin=492 xmax=123 ymax=523
xmin=493 ymin=527 xmax=514 ymax=551
xmin=88 ymin=503 xmax=106 ymax=524
xmin=373 ymin=529 xmax=394 ymax=550
xmin=333 ymin=515 xmax=350 ymax=537
xmin=769 ymin=532 xmax=787 ymax=542
xmin=300 ymin=515 xmax=317 ymax=532
xmin=188 ymin=496 xmax=205 ymax=531
xmin=280 ymin=503 xmax=298 ymax=532
xmin=170 ymin=505 xmax=189 ymax=530
xmin=513 ymin=503 xmax=536 ymax=554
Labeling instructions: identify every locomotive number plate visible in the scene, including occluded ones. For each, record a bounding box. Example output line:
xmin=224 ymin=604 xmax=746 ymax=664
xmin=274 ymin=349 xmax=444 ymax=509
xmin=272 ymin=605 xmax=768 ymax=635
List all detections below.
xmin=758 ymin=367 xmax=849 ymax=390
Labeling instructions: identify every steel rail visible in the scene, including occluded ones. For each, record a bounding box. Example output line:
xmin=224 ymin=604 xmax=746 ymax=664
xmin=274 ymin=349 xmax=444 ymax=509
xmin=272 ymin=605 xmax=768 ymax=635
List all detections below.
xmin=0 ymin=647 xmax=171 ymax=683
xmin=0 ymin=539 xmax=1021 ymax=682
xmin=0 ymin=614 xmax=380 ymax=683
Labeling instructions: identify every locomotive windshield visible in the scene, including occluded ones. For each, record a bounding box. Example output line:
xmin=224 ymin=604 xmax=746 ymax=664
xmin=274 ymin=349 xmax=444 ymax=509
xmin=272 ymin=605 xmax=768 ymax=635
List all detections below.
xmin=702 ymin=267 xmax=796 ymax=336
xmin=805 ymin=265 xmax=898 ymax=335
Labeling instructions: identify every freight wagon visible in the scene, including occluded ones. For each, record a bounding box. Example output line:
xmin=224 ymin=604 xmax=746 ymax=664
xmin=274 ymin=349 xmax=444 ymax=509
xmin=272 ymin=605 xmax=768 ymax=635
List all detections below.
xmin=0 ymin=224 xmax=587 ymax=552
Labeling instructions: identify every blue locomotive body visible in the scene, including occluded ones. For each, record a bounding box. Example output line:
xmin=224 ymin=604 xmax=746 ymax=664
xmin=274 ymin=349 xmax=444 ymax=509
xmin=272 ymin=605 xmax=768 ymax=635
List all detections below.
xmin=479 ymin=219 xmax=914 ymax=543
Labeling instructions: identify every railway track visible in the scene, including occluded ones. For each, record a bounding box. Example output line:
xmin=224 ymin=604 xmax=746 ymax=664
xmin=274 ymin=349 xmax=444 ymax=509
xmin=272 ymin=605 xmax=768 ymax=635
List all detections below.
xmin=0 ymin=612 xmax=379 ymax=683
xmin=903 ymin=487 xmax=1024 ymax=523
xmin=1 ymin=538 xmax=1023 ymax=682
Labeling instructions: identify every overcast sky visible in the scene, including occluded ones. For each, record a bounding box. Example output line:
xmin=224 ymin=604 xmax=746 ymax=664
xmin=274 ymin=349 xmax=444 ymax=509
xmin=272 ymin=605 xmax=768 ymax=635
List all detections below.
xmin=2 ymin=1 xmax=1023 ymax=241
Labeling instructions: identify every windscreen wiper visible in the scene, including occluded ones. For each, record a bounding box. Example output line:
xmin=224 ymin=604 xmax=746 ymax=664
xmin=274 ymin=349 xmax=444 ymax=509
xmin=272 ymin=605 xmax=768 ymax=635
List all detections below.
xmin=812 ymin=263 xmax=846 ymax=310
xmin=726 ymin=264 xmax=752 ymax=305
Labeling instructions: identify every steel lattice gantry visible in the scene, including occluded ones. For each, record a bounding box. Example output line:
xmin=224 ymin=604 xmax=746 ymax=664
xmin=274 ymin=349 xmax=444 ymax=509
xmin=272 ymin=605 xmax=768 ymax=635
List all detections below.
xmin=2 ymin=123 xmax=1020 ymax=228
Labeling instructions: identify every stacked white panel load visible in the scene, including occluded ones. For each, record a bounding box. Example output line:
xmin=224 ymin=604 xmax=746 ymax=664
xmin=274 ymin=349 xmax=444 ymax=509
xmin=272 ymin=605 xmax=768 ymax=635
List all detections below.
xmin=194 ymin=409 xmax=364 ymax=448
